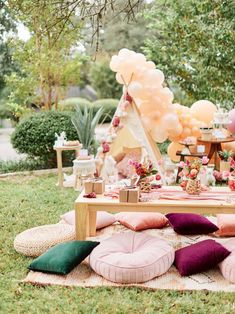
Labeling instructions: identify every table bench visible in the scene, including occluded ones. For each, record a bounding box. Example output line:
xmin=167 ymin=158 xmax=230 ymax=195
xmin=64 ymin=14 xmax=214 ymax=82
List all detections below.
xmin=74 ymin=186 xmax=235 ymax=240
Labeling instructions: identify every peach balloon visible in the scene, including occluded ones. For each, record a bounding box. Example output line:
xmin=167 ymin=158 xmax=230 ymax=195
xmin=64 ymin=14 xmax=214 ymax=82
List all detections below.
xmin=181 ymin=127 xmax=191 ymax=139
xmin=151 ymin=127 xmax=168 ymax=143
xmin=167 ymin=142 xmax=184 ymax=162
xmin=190 ymin=100 xmax=217 ymax=125
xmin=128 ymin=81 xmax=143 ymax=98
xmin=222 ymin=141 xmax=235 ymax=154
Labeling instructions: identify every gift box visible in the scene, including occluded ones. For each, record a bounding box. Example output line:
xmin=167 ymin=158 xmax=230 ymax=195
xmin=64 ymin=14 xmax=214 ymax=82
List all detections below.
xmin=119 ymin=186 xmax=140 ymax=203
xmin=84 ymin=178 xmax=105 ymax=194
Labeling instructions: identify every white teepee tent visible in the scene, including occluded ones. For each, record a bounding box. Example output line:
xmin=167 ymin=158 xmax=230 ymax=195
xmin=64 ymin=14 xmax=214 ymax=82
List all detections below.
xmin=96 ymin=93 xmax=165 ymax=184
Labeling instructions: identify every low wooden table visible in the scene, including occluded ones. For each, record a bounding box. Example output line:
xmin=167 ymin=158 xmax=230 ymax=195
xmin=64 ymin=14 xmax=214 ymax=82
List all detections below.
xmin=54 ymin=145 xmax=81 ymax=187
xmin=74 ymin=186 xmax=235 ymax=240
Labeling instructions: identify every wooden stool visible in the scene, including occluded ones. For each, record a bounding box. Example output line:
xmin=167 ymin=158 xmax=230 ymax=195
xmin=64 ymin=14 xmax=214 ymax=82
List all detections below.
xmin=73 ymin=158 xmax=96 ymax=191
xmin=54 ymin=145 xmax=81 ymax=188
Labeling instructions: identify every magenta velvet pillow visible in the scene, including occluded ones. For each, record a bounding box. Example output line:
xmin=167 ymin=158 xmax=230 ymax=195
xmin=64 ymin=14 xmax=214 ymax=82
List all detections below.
xmin=174 ymin=239 xmax=231 ymax=276
xmin=165 ymin=213 xmax=218 ymax=235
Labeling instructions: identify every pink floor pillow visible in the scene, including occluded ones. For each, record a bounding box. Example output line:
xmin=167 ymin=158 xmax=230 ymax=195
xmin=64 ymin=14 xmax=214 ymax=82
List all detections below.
xmin=60 ymin=210 xmax=115 ymax=230
xmin=115 ymin=212 xmax=168 ymax=231
xmin=89 ymin=231 xmax=174 ymax=284
xmin=219 ymin=239 xmax=235 ymax=283
xmin=216 ymin=214 xmax=235 ymax=236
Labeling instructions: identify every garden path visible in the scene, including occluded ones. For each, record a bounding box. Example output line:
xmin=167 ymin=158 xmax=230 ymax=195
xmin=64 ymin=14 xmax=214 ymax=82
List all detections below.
xmin=0 ymin=128 xmax=25 ymax=161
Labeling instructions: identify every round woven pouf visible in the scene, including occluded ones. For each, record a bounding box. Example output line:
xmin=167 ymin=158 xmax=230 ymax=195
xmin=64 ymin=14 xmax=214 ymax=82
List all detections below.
xmin=89 ymin=231 xmax=174 ymax=284
xmin=219 ymin=239 xmax=235 ymax=283
xmin=14 ymin=224 xmax=75 ymax=257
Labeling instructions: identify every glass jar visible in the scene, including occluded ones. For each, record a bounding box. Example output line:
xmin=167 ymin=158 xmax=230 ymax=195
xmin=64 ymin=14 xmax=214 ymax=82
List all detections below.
xmin=186 ymin=178 xmax=201 ymax=195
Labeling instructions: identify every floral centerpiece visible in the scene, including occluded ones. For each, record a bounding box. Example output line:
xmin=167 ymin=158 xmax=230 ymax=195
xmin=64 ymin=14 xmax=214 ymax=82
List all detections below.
xmin=219 ymin=150 xmax=233 ymax=172
xmin=228 ymin=158 xmax=235 ymax=191
xmin=179 ymin=156 xmax=209 ymax=195
xmin=128 ymin=159 xmax=161 ymax=192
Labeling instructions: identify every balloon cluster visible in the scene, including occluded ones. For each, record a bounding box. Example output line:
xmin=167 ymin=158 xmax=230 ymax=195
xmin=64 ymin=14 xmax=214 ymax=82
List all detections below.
xmin=110 ymin=49 xmax=217 ymax=143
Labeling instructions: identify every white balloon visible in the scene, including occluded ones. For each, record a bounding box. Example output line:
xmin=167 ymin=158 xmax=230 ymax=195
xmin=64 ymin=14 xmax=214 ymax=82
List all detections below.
xmin=118 ymin=48 xmax=132 ymax=58
xmin=134 ymin=53 xmax=146 ymax=64
xmin=116 ymin=73 xmax=125 ymax=84
xmin=145 ymin=61 xmax=156 ymax=69
xmin=110 ymin=55 xmax=119 ymax=72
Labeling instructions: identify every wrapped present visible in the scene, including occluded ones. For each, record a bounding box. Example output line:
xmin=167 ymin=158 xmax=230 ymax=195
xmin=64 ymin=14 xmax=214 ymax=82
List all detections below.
xmin=119 ymin=186 xmax=139 ymax=203
xmin=84 ymin=178 xmax=105 ymax=194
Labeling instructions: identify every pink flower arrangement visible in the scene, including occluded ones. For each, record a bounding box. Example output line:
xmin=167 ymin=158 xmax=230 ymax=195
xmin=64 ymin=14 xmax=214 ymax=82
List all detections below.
xmin=112 ymin=116 xmax=120 ymax=127
xmin=102 ymin=142 xmax=110 ymax=153
xmin=179 ymin=157 xmax=208 ymax=181
xmin=129 ymin=159 xmax=160 ymax=180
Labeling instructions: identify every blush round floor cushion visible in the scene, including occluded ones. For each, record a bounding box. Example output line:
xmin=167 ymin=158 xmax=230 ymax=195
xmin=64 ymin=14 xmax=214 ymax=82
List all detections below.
xmin=14 ymin=224 xmax=75 ymax=257
xmin=219 ymin=239 xmax=235 ymax=283
xmin=89 ymin=231 xmax=174 ymax=284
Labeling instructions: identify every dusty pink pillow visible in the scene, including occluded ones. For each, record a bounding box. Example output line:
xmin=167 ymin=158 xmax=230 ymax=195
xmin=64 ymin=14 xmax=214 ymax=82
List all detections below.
xmin=60 ymin=210 xmax=115 ymax=230
xmin=219 ymin=239 xmax=235 ymax=283
xmin=115 ymin=212 xmax=168 ymax=231
xmin=216 ymin=214 xmax=235 ymax=236
xmin=90 ymin=231 xmax=174 ymax=283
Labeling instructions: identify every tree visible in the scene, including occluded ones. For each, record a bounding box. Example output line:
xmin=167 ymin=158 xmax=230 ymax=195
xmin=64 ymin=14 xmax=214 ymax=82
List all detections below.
xmin=143 ymin=0 xmax=235 ymax=109
xmin=89 ymin=57 xmax=122 ymax=98
xmin=49 ymin=0 xmax=145 ymax=51
xmin=0 ymin=1 xmax=16 ymax=93
xmin=7 ymin=0 xmax=83 ymax=110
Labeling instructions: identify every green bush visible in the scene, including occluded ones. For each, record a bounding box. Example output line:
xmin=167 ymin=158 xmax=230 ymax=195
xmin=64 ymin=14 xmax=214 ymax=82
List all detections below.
xmin=92 ymin=98 xmax=119 ymax=122
xmin=58 ymin=97 xmax=92 ymax=112
xmin=0 ymin=158 xmax=48 ymax=174
xmin=11 ymin=111 xmax=77 ymax=167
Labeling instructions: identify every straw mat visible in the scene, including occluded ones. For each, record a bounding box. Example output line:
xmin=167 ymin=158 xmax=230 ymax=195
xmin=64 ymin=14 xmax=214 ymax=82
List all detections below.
xmin=23 ymin=218 xmax=235 ymax=292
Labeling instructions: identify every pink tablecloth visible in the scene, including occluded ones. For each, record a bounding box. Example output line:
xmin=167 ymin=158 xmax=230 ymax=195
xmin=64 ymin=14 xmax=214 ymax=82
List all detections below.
xmin=147 ymin=187 xmax=235 ymax=202
xmin=104 ymin=186 xmax=235 ymax=202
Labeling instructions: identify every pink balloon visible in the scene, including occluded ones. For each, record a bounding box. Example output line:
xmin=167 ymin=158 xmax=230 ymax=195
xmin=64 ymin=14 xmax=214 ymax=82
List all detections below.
xmin=227 ymin=109 xmax=235 ymax=134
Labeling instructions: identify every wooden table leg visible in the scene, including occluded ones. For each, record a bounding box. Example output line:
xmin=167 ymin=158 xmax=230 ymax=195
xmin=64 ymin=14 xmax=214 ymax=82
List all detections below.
xmin=75 ymin=203 xmax=89 ymax=240
xmin=89 ymin=211 xmax=97 ymax=237
xmin=56 ymin=150 xmax=63 ymax=187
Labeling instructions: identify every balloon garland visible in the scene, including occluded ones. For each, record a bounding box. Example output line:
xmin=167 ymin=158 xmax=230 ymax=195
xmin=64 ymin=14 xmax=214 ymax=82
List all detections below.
xmin=110 ymin=48 xmax=218 ymax=143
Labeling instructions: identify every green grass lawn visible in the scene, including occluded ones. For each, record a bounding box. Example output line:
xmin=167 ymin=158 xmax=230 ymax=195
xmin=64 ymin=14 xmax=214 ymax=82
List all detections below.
xmin=0 ymin=174 xmax=235 ymax=313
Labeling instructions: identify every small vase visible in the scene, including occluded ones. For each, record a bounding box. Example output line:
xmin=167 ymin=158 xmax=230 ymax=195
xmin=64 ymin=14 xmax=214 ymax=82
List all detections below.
xmin=186 ymin=178 xmax=201 ymax=195
xmin=138 ymin=177 xmax=152 ymax=193
xmin=220 ymin=160 xmax=231 ymax=172
xmin=228 ymin=177 xmax=235 ymax=191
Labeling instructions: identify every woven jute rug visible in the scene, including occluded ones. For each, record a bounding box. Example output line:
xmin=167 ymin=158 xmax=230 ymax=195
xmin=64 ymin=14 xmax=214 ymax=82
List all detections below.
xmin=23 ymin=218 xmax=235 ymax=292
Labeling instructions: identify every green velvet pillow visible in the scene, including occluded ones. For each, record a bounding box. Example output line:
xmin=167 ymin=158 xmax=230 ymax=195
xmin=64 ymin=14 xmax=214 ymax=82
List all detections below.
xmin=28 ymin=240 xmax=100 ymax=275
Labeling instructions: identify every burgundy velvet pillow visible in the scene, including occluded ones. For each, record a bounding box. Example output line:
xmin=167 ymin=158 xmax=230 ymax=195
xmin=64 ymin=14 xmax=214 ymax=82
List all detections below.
xmin=165 ymin=213 xmax=218 ymax=235
xmin=174 ymin=239 xmax=231 ymax=276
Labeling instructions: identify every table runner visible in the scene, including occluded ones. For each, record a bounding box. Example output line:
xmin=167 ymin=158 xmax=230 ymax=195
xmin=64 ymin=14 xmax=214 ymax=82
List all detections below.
xmin=104 ymin=186 xmax=235 ymax=202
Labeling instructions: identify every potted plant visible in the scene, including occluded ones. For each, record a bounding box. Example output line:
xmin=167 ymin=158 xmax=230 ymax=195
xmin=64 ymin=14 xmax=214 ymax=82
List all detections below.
xmin=71 ymin=105 xmax=104 ymax=155
xmin=219 ymin=150 xmax=233 ymax=172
